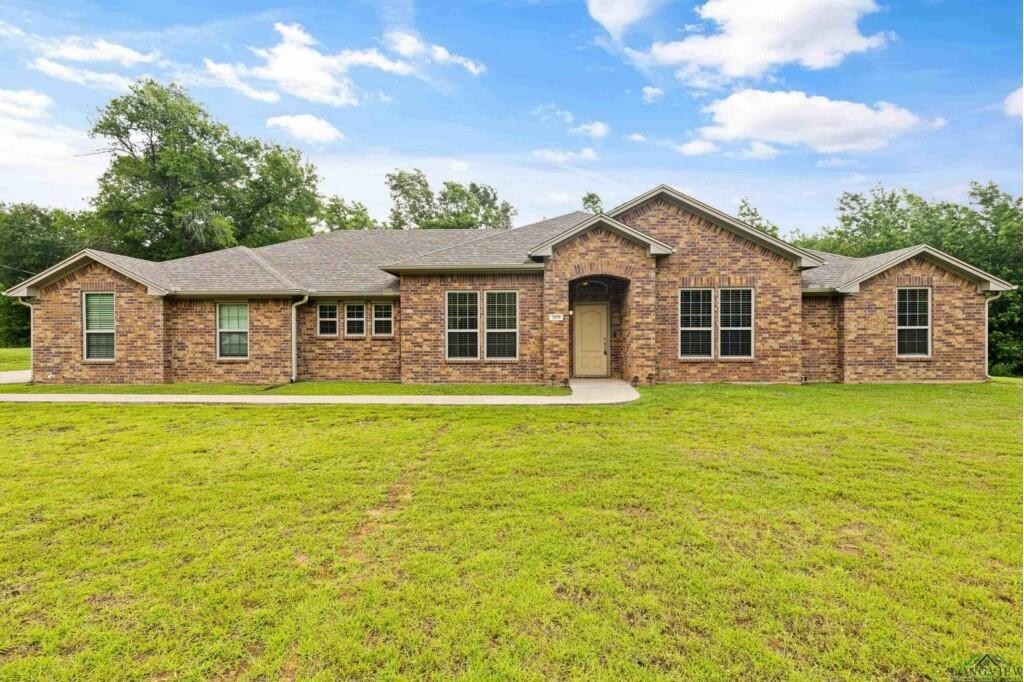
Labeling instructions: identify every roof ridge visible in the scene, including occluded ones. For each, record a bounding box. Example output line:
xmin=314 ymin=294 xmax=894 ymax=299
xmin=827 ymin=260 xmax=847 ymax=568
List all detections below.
xmin=237 ymin=246 xmax=303 ymax=291
xmin=382 ymin=227 xmax=519 ymax=267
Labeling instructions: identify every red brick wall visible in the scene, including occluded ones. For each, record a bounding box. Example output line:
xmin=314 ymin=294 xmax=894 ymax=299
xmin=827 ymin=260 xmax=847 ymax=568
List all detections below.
xmin=165 ymin=298 xmax=292 ymax=384
xmin=399 ymin=273 xmax=545 ymax=384
xmin=617 ymin=199 xmax=804 ymax=383
xmin=297 ymin=299 xmax=401 ymax=381
xmin=839 ymin=257 xmax=987 ymax=382
xmin=801 ymin=295 xmax=840 ymax=382
xmin=543 ymin=227 xmax=657 ymax=383
xmin=31 ymin=262 xmax=166 ymax=384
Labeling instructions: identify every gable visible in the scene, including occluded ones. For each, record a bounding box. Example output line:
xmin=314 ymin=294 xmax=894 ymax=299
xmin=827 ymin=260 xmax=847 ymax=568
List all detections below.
xmin=527 ymin=214 xmax=673 ymax=258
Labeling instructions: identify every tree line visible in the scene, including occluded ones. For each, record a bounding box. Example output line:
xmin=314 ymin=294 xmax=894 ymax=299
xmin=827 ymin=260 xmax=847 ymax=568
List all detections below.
xmin=0 ymin=79 xmax=1019 ymax=374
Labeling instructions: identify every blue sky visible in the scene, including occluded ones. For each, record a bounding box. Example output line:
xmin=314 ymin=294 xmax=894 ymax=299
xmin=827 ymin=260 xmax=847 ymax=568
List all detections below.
xmin=0 ymin=0 xmax=1020 ymax=234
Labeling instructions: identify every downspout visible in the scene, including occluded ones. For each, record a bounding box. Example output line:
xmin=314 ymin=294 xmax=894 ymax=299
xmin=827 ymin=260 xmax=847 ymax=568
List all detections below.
xmin=291 ymin=295 xmax=309 ymax=383
xmin=17 ymin=297 xmax=32 ymax=380
xmin=984 ymin=291 xmax=1004 ymax=379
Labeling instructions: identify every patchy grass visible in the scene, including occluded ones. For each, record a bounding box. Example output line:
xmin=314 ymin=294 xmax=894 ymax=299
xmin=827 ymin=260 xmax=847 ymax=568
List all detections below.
xmin=0 ymin=382 xmax=1019 ymax=680
xmin=0 ymin=380 xmax=569 ymax=396
xmin=0 ymin=347 xmax=29 ymax=371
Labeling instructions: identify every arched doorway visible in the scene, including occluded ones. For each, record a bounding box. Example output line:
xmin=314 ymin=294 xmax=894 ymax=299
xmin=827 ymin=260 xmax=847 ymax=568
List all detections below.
xmin=570 ymin=276 xmax=628 ymax=377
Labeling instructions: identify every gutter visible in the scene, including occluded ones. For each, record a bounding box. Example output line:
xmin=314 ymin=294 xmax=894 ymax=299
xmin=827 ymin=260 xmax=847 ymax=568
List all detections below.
xmin=985 ymin=291 xmax=1004 ymax=379
xmin=17 ymin=297 xmax=32 ymax=380
xmin=290 ymin=295 xmax=309 ymax=383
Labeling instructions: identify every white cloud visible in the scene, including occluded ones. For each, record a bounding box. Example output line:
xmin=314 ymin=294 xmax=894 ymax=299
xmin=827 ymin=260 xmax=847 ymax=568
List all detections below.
xmin=642 ymin=86 xmax=664 ymax=103
xmin=1003 ymin=87 xmax=1022 ymax=117
xmin=531 ymin=147 xmax=598 ymax=164
xmin=203 ymin=22 xmax=415 ymax=107
xmin=0 ymin=89 xmax=53 ymax=119
xmin=0 ymin=21 xmax=158 ymax=65
xmin=737 ymin=141 xmax=778 ymax=160
xmin=571 ymin=120 xmax=610 ymax=139
xmin=699 ymin=89 xmax=923 ymax=153
xmin=674 ymin=140 xmax=718 ymax=156
xmin=30 ymin=58 xmax=133 ymax=91
xmin=928 ymin=116 xmax=947 ymax=130
xmin=203 ymin=59 xmax=279 ymax=102
xmin=587 ymin=0 xmax=660 ymax=41
xmin=629 ymin=0 xmax=888 ymax=89
xmin=532 ymin=104 xmax=574 ymax=124
xmin=383 ymin=31 xmax=485 ymax=76
xmin=626 ymin=132 xmax=647 ymax=142
xmin=267 ymin=114 xmax=344 ymax=144
xmin=816 ymin=156 xmax=851 ymax=168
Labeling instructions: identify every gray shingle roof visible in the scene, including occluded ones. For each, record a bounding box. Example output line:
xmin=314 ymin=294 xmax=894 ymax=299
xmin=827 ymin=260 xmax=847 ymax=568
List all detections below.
xmin=800 ymin=245 xmax=924 ymax=290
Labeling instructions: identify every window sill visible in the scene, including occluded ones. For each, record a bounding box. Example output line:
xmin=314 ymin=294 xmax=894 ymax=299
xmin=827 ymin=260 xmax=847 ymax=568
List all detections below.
xmin=316 ymin=334 xmax=339 ymax=339
xmin=484 ymin=358 xmax=519 ymax=363
xmin=446 ymin=358 xmax=480 ymax=364
xmin=217 ymin=357 xmax=250 ymax=363
xmin=897 ymin=356 xmax=932 ymax=362
xmin=83 ymin=359 xmax=115 ymax=364
xmin=719 ymin=357 xmax=755 ymax=362
xmin=371 ymin=335 xmax=394 ymax=340
xmin=678 ymin=357 xmax=714 ymax=362
xmin=343 ymin=336 xmax=366 ymax=340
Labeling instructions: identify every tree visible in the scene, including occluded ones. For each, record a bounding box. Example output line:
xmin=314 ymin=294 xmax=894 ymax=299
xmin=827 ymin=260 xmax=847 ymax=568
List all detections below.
xmin=0 ymin=204 xmax=93 ymax=345
xmin=792 ymin=182 xmax=1022 ymax=375
xmin=90 ymin=79 xmax=320 ymax=260
xmin=582 ymin=192 xmax=603 ymax=214
xmin=737 ymin=198 xmax=779 ymax=237
xmin=385 ymin=169 xmax=516 ymax=229
xmin=320 ymin=196 xmax=379 ymax=231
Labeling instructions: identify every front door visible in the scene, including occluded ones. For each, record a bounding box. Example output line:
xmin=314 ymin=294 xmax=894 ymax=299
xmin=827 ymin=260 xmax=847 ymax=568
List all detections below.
xmin=574 ymin=304 xmax=609 ymax=377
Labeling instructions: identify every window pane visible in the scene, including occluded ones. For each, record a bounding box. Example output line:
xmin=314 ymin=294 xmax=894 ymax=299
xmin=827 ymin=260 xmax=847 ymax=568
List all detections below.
xmin=219 ymin=304 xmax=248 ymax=330
xmin=84 ymin=293 xmax=114 ymax=331
xmin=447 ymin=331 xmax=478 ymax=358
xmin=447 ymin=292 xmax=478 ymax=330
xmin=219 ymin=331 xmax=248 ymax=357
xmin=680 ymin=330 xmax=712 ymax=357
xmin=719 ymin=289 xmax=752 ymax=328
xmin=319 ymin=304 xmax=337 ymax=319
xmin=346 ymin=304 xmax=364 ymax=319
xmin=373 ymin=304 xmax=393 ymax=336
xmin=374 ymin=318 xmax=392 ymax=336
xmin=898 ymin=328 xmax=929 ymax=355
xmin=486 ymin=331 xmax=517 ymax=359
xmin=346 ymin=319 xmax=365 ymax=336
xmin=897 ymin=289 xmax=929 ymax=327
xmin=486 ymin=292 xmax=516 ymax=331
xmin=679 ymin=290 xmax=712 ymax=329
xmin=374 ymin=303 xmax=392 ymax=319
xmin=720 ymin=329 xmax=752 ymax=357
xmin=345 ymin=304 xmax=365 ymax=335
xmin=319 ymin=319 xmax=338 ymax=335
xmin=86 ymin=332 xmax=115 ymax=359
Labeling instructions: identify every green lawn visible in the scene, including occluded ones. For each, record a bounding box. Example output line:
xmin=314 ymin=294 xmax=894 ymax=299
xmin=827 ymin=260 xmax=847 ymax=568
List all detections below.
xmin=0 ymin=383 xmax=1020 ymax=680
xmin=0 ymin=347 xmax=29 ymax=371
xmin=0 ymin=380 xmax=569 ymax=396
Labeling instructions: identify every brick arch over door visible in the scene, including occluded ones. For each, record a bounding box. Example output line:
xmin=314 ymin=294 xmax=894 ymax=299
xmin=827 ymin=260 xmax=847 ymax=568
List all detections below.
xmin=542 ymin=226 xmax=658 ymax=383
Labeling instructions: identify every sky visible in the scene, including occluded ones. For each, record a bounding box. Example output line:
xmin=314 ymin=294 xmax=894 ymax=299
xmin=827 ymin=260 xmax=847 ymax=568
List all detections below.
xmin=0 ymin=0 xmax=1020 ymax=235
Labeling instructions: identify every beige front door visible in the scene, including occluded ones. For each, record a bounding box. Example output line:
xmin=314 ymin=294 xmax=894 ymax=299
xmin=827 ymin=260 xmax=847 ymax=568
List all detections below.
xmin=574 ymin=304 xmax=609 ymax=377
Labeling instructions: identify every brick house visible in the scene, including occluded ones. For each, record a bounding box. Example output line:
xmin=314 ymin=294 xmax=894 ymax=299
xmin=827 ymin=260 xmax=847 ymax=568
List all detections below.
xmin=6 ymin=185 xmax=1014 ymax=385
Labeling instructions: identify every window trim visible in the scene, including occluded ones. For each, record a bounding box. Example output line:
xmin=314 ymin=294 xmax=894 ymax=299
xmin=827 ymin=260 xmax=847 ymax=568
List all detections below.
xmin=82 ymin=291 xmax=116 ymax=362
xmin=678 ymin=287 xmax=714 ymax=361
xmin=717 ymin=287 xmax=755 ymax=360
xmin=317 ymin=301 xmax=339 ymax=338
xmin=445 ymin=290 xmax=480 ymax=361
xmin=344 ymin=302 xmax=366 ymax=338
xmin=896 ymin=286 xmax=931 ymax=359
xmin=484 ymin=290 xmax=519 ymax=362
xmin=216 ymin=301 xmax=250 ymax=361
xmin=372 ymin=301 xmax=394 ymax=338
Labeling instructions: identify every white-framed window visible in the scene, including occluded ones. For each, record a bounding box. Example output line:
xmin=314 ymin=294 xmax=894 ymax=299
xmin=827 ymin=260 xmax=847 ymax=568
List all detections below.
xmin=318 ymin=303 xmax=338 ymax=336
xmin=485 ymin=291 xmax=518 ymax=360
xmin=718 ymin=288 xmax=753 ymax=358
xmin=373 ymin=302 xmax=394 ymax=337
xmin=344 ymin=303 xmax=365 ymax=337
xmin=217 ymin=302 xmax=249 ymax=359
xmin=897 ymin=287 xmax=930 ymax=357
xmin=83 ymin=292 xmax=115 ymax=360
xmin=446 ymin=291 xmax=479 ymax=359
xmin=678 ymin=288 xmax=713 ymax=358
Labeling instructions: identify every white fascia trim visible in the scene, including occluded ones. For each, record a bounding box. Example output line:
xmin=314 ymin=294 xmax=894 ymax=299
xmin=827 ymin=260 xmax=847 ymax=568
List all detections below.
xmin=4 ymin=249 xmax=170 ymax=297
xmin=606 ymin=184 xmax=823 ymax=269
xmin=527 ymin=213 xmax=675 ymax=258
xmin=835 ymin=245 xmax=1016 ymax=294
xmin=381 ymin=263 xmax=545 ymax=274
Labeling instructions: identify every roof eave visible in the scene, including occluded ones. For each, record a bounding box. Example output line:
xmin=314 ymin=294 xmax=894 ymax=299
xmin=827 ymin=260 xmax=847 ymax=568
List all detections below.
xmin=380 ymin=263 xmax=545 ymax=275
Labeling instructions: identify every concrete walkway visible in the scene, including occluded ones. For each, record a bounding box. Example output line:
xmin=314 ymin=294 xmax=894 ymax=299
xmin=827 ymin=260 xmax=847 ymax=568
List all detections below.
xmin=0 ymin=378 xmax=639 ymax=406
xmin=0 ymin=370 xmax=31 ymax=384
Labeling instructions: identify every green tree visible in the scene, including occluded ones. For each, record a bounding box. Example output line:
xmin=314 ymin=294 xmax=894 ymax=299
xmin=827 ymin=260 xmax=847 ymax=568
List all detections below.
xmin=90 ymin=79 xmax=320 ymax=259
xmin=737 ymin=198 xmax=779 ymax=237
xmin=320 ymin=196 xmax=379 ymax=231
xmin=582 ymin=192 xmax=603 ymax=214
xmin=385 ymin=169 xmax=515 ymax=229
xmin=0 ymin=204 xmax=93 ymax=345
xmin=793 ymin=182 xmax=1022 ymax=375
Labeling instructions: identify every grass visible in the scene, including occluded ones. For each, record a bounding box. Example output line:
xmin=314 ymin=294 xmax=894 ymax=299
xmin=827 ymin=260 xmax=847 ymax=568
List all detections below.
xmin=0 ymin=382 xmax=1020 ymax=680
xmin=0 ymin=380 xmax=569 ymax=396
xmin=0 ymin=347 xmax=29 ymax=371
